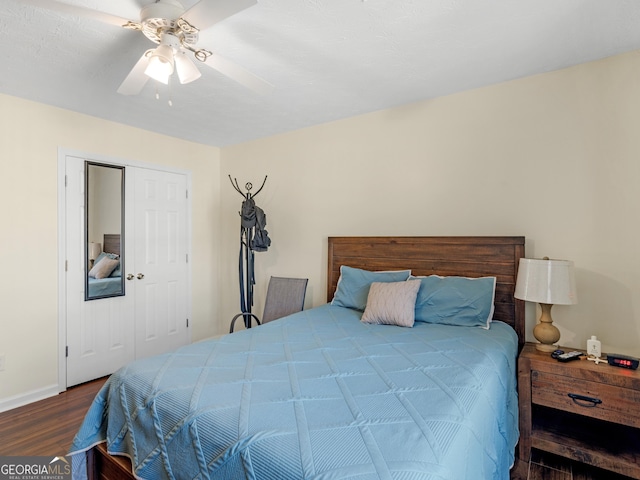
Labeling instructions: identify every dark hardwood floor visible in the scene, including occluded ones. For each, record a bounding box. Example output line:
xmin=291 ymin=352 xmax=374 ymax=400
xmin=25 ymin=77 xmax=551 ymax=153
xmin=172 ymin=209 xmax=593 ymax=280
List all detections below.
xmin=0 ymin=377 xmax=106 ymax=456
xmin=0 ymin=378 xmax=634 ymax=479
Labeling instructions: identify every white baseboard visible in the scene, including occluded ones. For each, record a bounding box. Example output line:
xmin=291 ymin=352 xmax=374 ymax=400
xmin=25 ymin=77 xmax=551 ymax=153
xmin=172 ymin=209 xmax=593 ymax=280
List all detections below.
xmin=0 ymin=384 xmax=60 ymax=413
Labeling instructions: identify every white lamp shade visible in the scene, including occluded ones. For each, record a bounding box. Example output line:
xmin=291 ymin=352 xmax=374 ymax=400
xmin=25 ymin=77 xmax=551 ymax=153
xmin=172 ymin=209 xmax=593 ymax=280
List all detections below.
xmin=89 ymin=242 xmax=102 ymax=261
xmin=144 ymin=44 xmax=174 ymax=84
xmin=514 ymin=258 xmax=577 ymax=305
xmin=175 ymin=51 xmax=202 ymax=84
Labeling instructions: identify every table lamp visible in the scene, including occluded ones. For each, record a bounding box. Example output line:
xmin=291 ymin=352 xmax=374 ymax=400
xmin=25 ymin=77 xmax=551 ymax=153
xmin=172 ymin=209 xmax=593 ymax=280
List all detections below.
xmin=514 ymin=257 xmax=577 ymax=352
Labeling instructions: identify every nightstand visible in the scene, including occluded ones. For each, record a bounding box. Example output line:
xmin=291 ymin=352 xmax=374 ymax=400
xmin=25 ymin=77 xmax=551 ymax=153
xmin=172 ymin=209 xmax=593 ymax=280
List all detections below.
xmin=518 ymin=342 xmax=640 ymax=479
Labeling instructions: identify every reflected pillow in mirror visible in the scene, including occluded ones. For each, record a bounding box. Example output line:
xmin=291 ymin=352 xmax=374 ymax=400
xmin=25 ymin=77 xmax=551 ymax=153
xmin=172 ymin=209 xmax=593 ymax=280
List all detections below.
xmin=93 ymin=251 xmax=118 ymax=264
xmin=89 ymin=257 xmax=120 ymax=279
xmin=109 ymin=261 xmax=122 ymax=278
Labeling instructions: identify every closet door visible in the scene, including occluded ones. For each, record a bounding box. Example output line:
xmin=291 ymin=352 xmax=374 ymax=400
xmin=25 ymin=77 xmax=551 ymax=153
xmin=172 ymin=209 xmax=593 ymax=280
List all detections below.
xmin=64 ymin=157 xmax=190 ymax=388
xmin=130 ymin=167 xmax=190 ymax=359
xmin=65 ymin=157 xmax=135 ymax=387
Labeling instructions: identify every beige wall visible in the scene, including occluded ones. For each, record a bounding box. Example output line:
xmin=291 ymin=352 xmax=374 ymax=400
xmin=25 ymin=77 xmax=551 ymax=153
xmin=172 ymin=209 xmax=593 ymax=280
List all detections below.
xmin=0 ymin=94 xmax=221 ymax=404
xmin=220 ymin=50 xmax=640 ymax=357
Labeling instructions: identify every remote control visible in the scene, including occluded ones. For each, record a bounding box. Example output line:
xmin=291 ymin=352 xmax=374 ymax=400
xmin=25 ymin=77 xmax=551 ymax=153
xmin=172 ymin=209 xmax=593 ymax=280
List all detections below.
xmin=556 ymin=351 xmax=583 ymax=362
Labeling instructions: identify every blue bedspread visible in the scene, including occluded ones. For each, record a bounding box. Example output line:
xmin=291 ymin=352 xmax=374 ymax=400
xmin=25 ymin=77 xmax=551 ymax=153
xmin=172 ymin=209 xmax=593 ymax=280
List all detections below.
xmin=70 ymin=304 xmax=519 ymax=480
xmin=87 ymin=276 xmax=122 ymax=297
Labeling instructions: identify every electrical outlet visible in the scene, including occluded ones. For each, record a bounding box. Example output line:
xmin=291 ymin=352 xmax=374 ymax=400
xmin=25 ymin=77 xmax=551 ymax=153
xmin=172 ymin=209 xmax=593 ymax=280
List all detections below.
xmin=0 ymin=354 xmax=5 ymax=371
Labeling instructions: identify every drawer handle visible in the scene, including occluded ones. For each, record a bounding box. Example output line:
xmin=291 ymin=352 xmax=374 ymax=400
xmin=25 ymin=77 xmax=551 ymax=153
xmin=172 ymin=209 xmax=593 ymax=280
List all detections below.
xmin=568 ymin=393 xmax=602 ymax=407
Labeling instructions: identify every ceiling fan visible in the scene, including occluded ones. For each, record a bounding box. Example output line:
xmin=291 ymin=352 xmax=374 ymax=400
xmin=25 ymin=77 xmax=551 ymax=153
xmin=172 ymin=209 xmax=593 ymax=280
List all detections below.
xmin=22 ymin=0 xmax=274 ymax=96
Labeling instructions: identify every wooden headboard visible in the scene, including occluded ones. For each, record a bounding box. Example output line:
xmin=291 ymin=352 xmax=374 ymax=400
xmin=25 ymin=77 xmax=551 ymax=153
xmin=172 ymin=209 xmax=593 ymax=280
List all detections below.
xmin=327 ymin=236 xmax=525 ymax=347
xmin=103 ymin=234 xmax=121 ymax=256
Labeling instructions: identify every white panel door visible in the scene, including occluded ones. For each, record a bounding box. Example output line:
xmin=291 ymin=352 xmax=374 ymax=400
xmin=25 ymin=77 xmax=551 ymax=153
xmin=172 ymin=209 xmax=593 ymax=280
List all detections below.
xmin=131 ymin=167 xmax=189 ymax=359
xmin=65 ymin=157 xmax=135 ymax=387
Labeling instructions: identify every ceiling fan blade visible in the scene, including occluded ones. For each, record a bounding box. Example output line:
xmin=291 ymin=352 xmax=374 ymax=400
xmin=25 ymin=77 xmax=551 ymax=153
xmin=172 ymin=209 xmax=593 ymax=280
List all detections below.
xmin=19 ymin=0 xmax=131 ymax=27
xmin=202 ymin=52 xmax=274 ymax=95
xmin=181 ymin=0 xmax=257 ymax=32
xmin=117 ymin=53 xmax=151 ymax=96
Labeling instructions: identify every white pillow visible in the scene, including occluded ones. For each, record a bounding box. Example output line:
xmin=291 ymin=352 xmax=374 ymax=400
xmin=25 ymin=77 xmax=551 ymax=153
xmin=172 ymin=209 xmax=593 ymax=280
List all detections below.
xmin=361 ymin=280 xmax=421 ymax=327
xmin=89 ymin=257 xmax=119 ymax=279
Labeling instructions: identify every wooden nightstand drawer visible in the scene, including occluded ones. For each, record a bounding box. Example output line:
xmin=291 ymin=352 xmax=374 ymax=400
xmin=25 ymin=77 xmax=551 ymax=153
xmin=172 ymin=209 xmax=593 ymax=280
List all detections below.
xmin=532 ymin=370 xmax=640 ymax=428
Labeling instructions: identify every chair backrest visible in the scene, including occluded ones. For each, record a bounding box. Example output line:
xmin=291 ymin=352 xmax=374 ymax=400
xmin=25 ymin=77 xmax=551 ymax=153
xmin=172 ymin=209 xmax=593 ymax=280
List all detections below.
xmin=261 ymin=276 xmax=309 ymax=324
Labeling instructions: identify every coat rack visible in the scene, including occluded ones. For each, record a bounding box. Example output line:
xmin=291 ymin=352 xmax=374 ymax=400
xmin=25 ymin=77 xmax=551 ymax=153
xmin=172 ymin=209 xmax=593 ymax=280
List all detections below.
xmin=229 ymin=175 xmax=271 ymax=333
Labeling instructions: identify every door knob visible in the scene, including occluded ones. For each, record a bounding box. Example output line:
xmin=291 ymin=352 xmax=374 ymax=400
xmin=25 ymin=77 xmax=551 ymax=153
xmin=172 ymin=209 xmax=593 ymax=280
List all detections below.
xmin=126 ymin=274 xmax=134 ymax=281
xmin=136 ymin=273 xmax=145 ymax=280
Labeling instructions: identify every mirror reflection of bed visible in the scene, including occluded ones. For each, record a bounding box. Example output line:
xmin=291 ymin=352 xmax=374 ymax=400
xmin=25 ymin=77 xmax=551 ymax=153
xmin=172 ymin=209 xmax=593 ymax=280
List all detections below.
xmin=87 ymin=234 xmax=123 ymax=298
xmin=84 ymin=161 xmax=125 ymax=300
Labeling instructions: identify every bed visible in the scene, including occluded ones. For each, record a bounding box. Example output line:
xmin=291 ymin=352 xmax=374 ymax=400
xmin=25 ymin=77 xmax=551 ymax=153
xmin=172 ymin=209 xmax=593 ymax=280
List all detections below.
xmin=70 ymin=236 xmax=525 ymax=480
xmin=87 ymin=234 xmax=122 ymax=298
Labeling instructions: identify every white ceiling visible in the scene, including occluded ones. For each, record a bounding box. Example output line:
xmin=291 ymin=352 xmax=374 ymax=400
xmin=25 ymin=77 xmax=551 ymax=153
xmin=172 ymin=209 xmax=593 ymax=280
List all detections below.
xmin=2 ymin=0 xmax=640 ymax=147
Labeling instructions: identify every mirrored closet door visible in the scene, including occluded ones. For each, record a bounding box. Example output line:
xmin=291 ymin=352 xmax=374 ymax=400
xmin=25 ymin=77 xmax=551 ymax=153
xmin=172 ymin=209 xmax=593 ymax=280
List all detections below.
xmin=63 ymin=155 xmax=190 ymax=387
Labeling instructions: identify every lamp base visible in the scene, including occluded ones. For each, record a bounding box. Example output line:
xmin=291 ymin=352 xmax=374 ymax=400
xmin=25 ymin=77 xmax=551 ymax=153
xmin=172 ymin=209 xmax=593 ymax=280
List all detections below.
xmin=535 ymin=342 xmax=558 ymax=353
xmin=533 ymin=303 xmax=561 ymax=353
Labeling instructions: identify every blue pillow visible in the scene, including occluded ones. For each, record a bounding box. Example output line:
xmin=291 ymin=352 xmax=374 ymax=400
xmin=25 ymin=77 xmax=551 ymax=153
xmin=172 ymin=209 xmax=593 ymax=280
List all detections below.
xmin=412 ymin=275 xmax=496 ymax=328
xmin=331 ymin=266 xmax=411 ymax=311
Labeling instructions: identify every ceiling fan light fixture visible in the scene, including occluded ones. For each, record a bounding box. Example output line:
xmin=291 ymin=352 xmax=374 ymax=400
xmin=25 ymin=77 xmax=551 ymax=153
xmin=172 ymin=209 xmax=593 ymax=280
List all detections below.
xmin=111 ymin=0 xmax=269 ymax=97
xmin=175 ymin=51 xmax=202 ymax=84
xmin=144 ymin=44 xmax=175 ymax=84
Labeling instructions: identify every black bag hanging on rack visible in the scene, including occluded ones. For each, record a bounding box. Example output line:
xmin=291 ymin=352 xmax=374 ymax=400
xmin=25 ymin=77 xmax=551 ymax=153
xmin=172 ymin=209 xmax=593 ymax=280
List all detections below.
xmin=251 ymin=204 xmax=271 ymax=252
xmin=229 ymin=175 xmax=270 ymax=333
